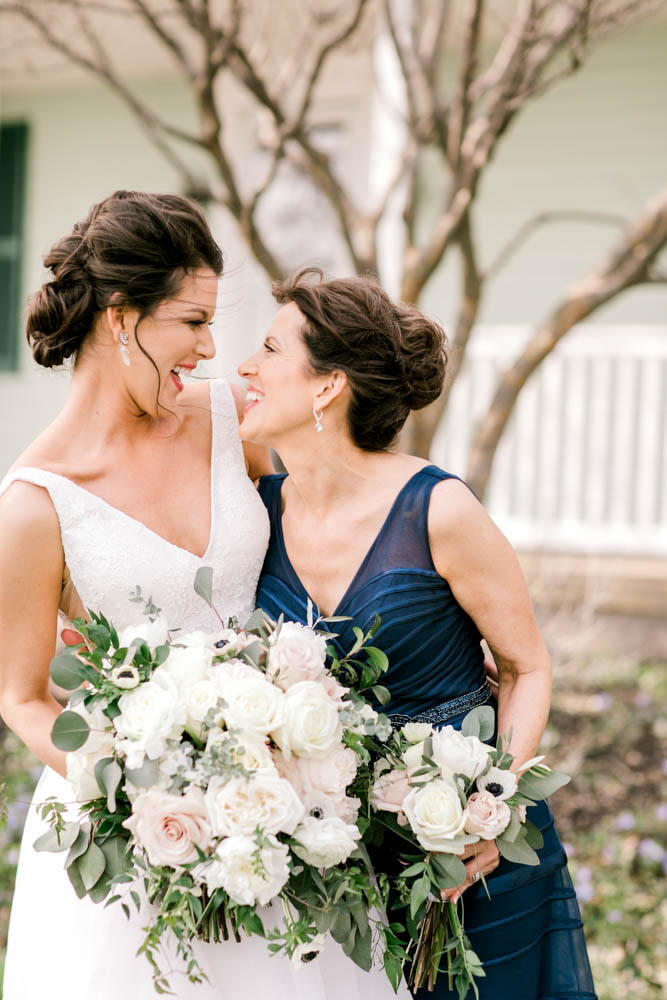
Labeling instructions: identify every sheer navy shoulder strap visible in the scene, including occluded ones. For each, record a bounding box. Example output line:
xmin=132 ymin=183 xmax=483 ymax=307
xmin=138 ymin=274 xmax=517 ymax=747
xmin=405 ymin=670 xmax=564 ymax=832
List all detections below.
xmin=347 ymin=465 xmax=468 ymax=586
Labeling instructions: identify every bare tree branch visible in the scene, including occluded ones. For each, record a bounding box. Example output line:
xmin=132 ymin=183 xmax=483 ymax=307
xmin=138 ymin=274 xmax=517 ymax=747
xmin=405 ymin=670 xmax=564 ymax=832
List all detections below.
xmin=128 ymin=0 xmax=197 ymax=79
xmin=484 ymin=209 xmax=629 ymax=280
xmin=466 ymin=184 xmax=667 ymax=498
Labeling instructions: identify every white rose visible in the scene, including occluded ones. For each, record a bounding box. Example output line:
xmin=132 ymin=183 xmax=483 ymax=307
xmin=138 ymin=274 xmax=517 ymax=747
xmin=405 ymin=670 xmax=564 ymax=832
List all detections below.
xmin=123 ymin=787 xmax=212 ymax=867
xmin=431 ymin=726 xmax=490 ymax=781
xmin=370 ymin=762 xmax=411 ymax=814
xmin=218 ymin=676 xmax=285 ymax=737
xmin=183 ymin=678 xmax=219 ymax=728
xmin=196 ymin=835 xmax=289 ymax=906
xmin=117 ymin=615 xmax=169 ymax=650
xmin=402 ymin=740 xmax=427 ymax=776
xmin=158 ymin=645 xmax=213 ymax=690
xmin=274 ymin=681 xmax=342 ymax=760
xmin=115 ymin=670 xmax=186 ymax=761
xmin=267 ymin=623 xmax=327 ymax=689
xmin=205 ymin=773 xmax=304 ymax=838
xmin=292 ymin=815 xmax=361 ymax=868
xmin=210 ymin=658 xmax=261 ymax=687
xmin=464 ymin=790 xmax=512 ymax=839
xmin=206 ymin=731 xmax=277 ymax=776
xmin=476 ymin=766 xmax=518 ymax=801
xmin=402 ymin=779 xmax=468 ymax=852
xmin=289 ymin=746 xmax=359 ymax=798
xmin=66 ymin=701 xmax=114 ymax=801
xmin=403 ymin=722 xmax=434 ymax=744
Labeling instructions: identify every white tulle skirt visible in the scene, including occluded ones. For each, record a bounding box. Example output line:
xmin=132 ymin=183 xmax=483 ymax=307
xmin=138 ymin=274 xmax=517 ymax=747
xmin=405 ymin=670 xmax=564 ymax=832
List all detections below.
xmin=4 ymin=768 xmax=409 ymax=1000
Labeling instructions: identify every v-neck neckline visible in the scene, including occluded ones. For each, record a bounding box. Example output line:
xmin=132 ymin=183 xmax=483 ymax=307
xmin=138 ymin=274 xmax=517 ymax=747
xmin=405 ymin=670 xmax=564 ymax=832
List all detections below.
xmin=11 ymin=385 xmax=216 ymax=561
xmin=274 ymin=465 xmax=437 ymax=617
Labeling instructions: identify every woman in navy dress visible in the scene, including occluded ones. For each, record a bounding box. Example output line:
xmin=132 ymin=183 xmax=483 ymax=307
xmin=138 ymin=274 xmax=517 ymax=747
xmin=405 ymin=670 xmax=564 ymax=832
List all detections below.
xmin=237 ymin=269 xmax=596 ymax=999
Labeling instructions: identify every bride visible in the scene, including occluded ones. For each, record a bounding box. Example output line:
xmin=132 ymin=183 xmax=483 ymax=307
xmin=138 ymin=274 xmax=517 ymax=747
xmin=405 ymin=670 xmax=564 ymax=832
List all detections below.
xmin=0 ymin=191 xmax=407 ymax=999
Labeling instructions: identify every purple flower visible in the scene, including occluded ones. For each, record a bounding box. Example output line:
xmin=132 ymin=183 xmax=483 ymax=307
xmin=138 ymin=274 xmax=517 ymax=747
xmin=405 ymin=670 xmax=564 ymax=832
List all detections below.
xmin=614 ymin=811 xmax=635 ymax=831
xmin=655 ymin=803 xmax=667 ymax=823
xmin=601 ymin=845 xmax=615 ymax=864
xmin=592 ymin=693 xmax=613 ymax=712
xmin=607 ymin=909 xmax=622 ymax=924
xmin=633 ymin=691 xmax=652 ymax=708
xmin=575 ymin=880 xmax=594 ymax=903
xmin=563 ymin=841 xmax=575 ymax=858
xmin=577 ymin=865 xmax=592 ymax=882
xmin=638 ymin=838 xmax=666 ymax=864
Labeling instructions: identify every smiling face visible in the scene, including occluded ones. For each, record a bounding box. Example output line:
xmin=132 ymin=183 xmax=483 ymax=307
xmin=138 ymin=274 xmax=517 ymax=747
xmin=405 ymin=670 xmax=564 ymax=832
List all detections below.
xmin=114 ymin=268 xmax=218 ymax=417
xmin=237 ymin=302 xmax=334 ymax=448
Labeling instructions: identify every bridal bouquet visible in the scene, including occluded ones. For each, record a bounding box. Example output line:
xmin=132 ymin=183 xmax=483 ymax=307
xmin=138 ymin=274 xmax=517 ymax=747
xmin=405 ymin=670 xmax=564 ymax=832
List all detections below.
xmin=37 ymin=569 xmax=397 ymax=992
xmin=368 ymin=706 xmax=570 ymax=997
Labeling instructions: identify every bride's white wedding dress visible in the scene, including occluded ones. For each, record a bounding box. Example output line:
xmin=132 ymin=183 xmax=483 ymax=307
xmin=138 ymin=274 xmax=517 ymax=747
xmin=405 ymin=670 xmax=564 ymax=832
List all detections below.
xmin=1 ymin=379 xmax=407 ymax=1000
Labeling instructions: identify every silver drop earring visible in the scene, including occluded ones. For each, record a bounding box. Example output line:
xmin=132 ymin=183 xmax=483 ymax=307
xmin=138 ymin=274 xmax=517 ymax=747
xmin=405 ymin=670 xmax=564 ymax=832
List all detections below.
xmin=119 ymin=332 xmax=131 ymax=367
xmin=313 ymin=406 xmax=324 ymax=432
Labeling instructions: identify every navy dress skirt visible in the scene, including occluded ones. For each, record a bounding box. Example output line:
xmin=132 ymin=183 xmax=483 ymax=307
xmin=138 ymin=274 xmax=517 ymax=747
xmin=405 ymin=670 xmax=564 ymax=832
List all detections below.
xmin=256 ymin=466 xmax=597 ymax=1000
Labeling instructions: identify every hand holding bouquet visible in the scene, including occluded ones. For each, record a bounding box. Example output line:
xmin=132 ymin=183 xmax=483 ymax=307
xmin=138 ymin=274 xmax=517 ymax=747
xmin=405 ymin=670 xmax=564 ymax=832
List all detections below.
xmin=368 ymin=706 xmax=570 ymax=997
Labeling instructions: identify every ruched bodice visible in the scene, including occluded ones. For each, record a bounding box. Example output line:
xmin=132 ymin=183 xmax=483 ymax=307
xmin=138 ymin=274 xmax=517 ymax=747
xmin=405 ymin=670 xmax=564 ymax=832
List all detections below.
xmin=257 ymin=466 xmax=487 ymax=716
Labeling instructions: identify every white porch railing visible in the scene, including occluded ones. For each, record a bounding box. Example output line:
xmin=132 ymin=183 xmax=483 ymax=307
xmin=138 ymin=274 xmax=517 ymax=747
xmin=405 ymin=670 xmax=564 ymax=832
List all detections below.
xmin=432 ymin=325 xmax=667 ymax=557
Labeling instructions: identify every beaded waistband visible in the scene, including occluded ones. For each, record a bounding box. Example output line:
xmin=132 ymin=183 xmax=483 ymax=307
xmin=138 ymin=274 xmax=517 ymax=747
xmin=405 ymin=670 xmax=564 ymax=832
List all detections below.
xmin=388 ymin=681 xmax=493 ymax=729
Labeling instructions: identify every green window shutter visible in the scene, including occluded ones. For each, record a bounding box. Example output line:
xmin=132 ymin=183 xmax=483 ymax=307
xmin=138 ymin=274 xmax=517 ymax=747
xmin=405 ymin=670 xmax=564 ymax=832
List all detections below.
xmin=0 ymin=123 xmax=28 ymax=371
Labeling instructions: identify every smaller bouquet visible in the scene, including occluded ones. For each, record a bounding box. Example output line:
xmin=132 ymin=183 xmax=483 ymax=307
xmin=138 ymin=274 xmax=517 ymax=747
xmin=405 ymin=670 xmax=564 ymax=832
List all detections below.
xmin=35 ymin=568 xmax=394 ymax=992
xmin=368 ymin=706 xmax=570 ymax=997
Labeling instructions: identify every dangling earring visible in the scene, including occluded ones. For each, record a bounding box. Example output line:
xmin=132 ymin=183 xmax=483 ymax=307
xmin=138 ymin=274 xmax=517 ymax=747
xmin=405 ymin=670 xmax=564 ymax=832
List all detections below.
xmin=313 ymin=406 xmax=324 ymax=432
xmin=119 ymin=332 xmax=131 ymax=367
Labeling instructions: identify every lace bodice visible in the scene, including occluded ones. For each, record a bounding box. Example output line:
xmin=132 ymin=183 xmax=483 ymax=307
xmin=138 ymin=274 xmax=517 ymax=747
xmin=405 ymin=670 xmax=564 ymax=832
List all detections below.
xmin=0 ymin=379 xmax=270 ymax=632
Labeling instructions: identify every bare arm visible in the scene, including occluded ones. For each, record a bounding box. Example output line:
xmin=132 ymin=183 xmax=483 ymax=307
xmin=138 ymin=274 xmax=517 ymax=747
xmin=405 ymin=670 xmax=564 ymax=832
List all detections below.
xmin=428 ymin=479 xmax=551 ymax=769
xmin=0 ymin=484 xmax=68 ymax=775
xmin=229 ymin=382 xmax=274 ymax=479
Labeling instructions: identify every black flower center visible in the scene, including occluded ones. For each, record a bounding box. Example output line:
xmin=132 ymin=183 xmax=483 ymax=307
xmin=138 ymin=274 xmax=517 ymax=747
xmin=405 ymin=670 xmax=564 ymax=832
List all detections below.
xmin=486 ymin=782 xmax=503 ymax=797
xmin=309 ymin=807 xmax=324 ymax=819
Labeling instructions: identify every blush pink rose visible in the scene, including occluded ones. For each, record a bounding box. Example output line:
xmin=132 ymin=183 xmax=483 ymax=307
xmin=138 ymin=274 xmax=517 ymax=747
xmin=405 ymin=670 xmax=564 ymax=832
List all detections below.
xmin=316 ymin=672 xmax=349 ymax=708
xmin=371 ymin=764 xmax=411 ymax=813
xmin=464 ymin=790 xmax=511 ymax=840
xmin=123 ymin=788 xmax=213 ymax=867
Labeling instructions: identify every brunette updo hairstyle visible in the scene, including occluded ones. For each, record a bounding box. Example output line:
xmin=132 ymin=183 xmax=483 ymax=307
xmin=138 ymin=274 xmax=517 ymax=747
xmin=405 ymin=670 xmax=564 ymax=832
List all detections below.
xmin=273 ymin=269 xmax=446 ymax=451
xmin=27 ymin=190 xmax=223 ymax=368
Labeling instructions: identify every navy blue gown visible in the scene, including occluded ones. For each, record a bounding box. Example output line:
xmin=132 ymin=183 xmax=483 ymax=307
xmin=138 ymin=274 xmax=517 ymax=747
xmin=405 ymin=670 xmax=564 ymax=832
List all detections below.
xmin=256 ymin=466 xmax=597 ymax=999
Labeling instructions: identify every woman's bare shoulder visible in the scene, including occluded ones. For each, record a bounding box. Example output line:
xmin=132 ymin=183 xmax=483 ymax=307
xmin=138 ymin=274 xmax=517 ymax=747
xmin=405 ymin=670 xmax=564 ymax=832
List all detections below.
xmin=0 ymin=478 xmax=62 ymax=547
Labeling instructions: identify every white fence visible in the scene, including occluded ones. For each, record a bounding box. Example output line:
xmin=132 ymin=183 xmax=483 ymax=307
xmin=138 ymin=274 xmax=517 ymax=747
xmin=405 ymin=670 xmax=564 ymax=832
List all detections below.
xmin=432 ymin=325 xmax=667 ymax=557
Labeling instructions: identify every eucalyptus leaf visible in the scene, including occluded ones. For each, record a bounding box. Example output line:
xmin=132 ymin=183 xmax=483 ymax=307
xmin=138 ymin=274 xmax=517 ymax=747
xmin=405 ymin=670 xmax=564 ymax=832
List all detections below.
xmin=518 ymin=768 xmax=571 ymax=801
xmin=193 ymin=565 xmax=214 ymax=606
xmin=50 ymin=654 xmax=90 ymax=690
xmin=348 ymin=927 xmax=372 ymax=972
xmin=33 ymin=821 xmax=80 ymax=854
xmin=78 ymin=841 xmax=107 ymax=891
xmin=523 ymin=819 xmax=544 ymax=850
xmin=99 ymin=835 xmax=130 ymax=880
xmin=88 ymin=874 xmax=112 ymax=903
xmin=501 ymin=809 xmax=523 ymax=843
xmin=65 ymin=824 xmax=91 ymax=867
xmin=51 ymin=710 xmax=90 ymax=752
xmin=461 ymin=705 xmax=495 ymax=741
xmin=331 ymin=908 xmax=352 ymax=945
xmin=125 ymin=755 xmax=159 ymax=788
xmin=430 ymin=852 xmax=467 ymax=888
xmin=496 ymin=836 xmax=540 ymax=866
xmin=410 ymin=872 xmax=431 ymax=919
xmin=67 ymin=857 xmax=88 ymax=899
